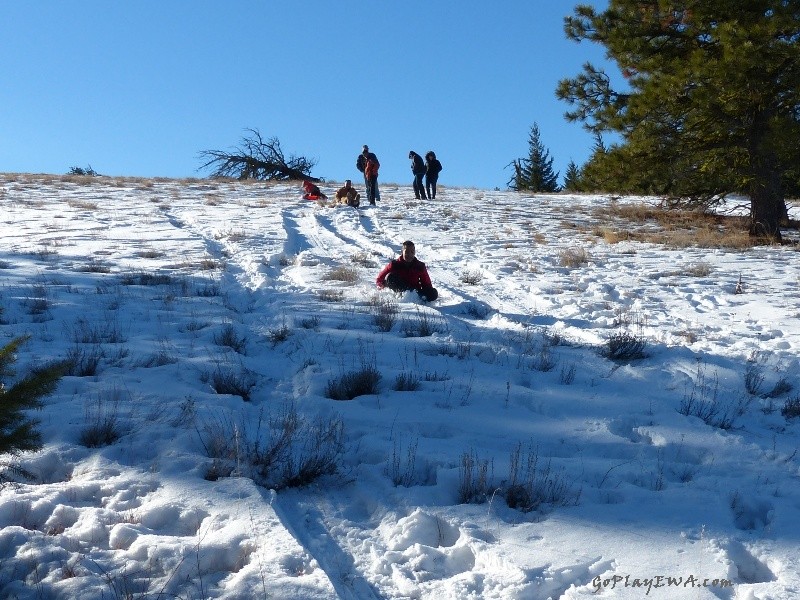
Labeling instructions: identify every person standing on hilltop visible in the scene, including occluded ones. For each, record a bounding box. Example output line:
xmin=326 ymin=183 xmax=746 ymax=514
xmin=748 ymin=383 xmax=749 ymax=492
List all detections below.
xmin=409 ymin=151 xmax=428 ymax=200
xmin=356 ymin=145 xmax=381 ymax=205
xmin=425 ymin=151 xmax=442 ymax=199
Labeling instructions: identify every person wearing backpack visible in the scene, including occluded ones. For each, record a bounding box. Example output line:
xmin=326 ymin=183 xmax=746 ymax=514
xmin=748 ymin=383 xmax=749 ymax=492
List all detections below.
xmin=425 ymin=151 xmax=443 ymax=199
xmin=409 ymin=151 xmax=428 ymax=200
xmin=357 ymin=145 xmax=381 ymax=205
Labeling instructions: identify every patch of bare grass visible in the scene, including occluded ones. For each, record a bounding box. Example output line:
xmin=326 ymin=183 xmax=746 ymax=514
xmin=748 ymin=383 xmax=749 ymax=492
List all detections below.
xmin=590 ymin=203 xmax=767 ymax=249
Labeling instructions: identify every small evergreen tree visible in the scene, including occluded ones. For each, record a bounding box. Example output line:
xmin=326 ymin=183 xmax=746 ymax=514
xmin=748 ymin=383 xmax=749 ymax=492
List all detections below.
xmin=508 ymin=123 xmax=560 ymax=192
xmin=0 ymin=336 xmax=66 ymax=482
xmin=563 ymin=160 xmax=582 ymax=192
xmin=68 ymin=165 xmax=99 ymax=176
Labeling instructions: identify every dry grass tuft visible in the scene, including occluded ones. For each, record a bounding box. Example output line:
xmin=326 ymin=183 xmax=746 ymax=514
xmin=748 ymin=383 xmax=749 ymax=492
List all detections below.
xmin=558 ymin=246 xmax=590 ymax=268
xmin=67 ymin=200 xmax=99 ymax=211
xmin=322 ymin=266 xmax=359 ymax=283
xmin=318 ymin=289 xmax=345 ymax=302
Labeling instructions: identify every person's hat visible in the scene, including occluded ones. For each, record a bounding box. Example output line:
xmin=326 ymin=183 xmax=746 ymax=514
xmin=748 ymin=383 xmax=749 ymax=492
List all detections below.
xmin=362 ymin=145 xmax=369 ymax=151
xmin=402 ymin=240 xmax=415 ymax=247
xmin=345 ymin=179 xmax=351 ymax=184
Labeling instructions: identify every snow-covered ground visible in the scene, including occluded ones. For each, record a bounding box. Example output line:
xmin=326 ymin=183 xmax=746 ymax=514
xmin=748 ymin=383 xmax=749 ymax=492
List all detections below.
xmin=1 ymin=172 xmax=799 ymax=599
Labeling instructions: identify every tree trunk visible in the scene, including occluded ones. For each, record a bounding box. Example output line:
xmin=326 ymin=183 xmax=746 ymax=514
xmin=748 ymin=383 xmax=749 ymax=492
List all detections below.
xmin=749 ymin=185 xmax=784 ymax=242
xmin=747 ymin=125 xmax=784 ymax=242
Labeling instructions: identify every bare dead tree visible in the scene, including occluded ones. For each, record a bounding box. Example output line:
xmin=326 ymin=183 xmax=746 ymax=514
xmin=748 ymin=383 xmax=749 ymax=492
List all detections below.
xmin=198 ymin=128 xmax=319 ymax=181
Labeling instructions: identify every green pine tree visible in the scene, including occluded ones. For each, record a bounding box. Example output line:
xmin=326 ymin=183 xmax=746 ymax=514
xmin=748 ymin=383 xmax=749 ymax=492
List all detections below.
xmin=508 ymin=123 xmax=560 ymax=192
xmin=557 ymin=1 xmax=800 ymax=241
xmin=563 ymin=160 xmax=583 ymax=192
xmin=0 ymin=336 xmax=66 ymax=482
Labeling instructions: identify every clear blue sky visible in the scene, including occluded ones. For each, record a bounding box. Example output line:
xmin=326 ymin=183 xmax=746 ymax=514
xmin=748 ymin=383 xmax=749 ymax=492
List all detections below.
xmin=1 ymin=1 xmax=613 ymax=190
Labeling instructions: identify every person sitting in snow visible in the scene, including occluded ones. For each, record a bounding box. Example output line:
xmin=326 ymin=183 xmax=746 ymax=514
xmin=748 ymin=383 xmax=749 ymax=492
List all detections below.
xmin=335 ymin=179 xmax=361 ymax=207
xmin=302 ymin=180 xmax=327 ymax=201
xmin=376 ymin=240 xmax=438 ymax=302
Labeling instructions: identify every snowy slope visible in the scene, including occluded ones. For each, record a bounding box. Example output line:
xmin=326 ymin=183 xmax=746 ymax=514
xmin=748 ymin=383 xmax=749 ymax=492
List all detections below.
xmin=0 ymin=173 xmax=798 ymax=599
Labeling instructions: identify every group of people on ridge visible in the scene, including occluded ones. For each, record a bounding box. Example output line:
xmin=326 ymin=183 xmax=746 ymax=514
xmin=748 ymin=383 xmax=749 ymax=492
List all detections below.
xmin=302 ymin=146 xmax=441 ymax=303
xmin=352 ymin=145 xmax=443 ymax=204
xmin=358 ymin=147 xmax=440 ymax=300
xmin=409 ymin=150 xmax=442 ymax=200
xmin=304 ymin=144 xmax=443 ymax=206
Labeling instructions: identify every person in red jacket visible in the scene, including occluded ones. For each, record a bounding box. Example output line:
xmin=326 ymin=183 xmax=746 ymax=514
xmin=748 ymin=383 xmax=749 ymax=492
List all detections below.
xmin=302 ymin=180 xmax=327 ymax=201
xmin=358 ymin=145 xmax=381 ymax=205
xmin=376 ymin=240 xmax=438 ymax=302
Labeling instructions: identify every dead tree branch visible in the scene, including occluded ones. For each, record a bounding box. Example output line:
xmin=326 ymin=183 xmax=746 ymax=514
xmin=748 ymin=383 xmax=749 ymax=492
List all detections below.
xmin=198 ymin=128 xmax=319 ymax=181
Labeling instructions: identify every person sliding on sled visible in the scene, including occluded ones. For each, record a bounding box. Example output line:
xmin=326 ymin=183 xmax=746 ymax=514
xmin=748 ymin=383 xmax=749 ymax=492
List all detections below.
xmin=302 ymin=180 xmax=327 ymax=201
xmin=335 ymin=179 xmax=361 ymax=207
xmin=376 ymin=240 xmax=438 ymax=302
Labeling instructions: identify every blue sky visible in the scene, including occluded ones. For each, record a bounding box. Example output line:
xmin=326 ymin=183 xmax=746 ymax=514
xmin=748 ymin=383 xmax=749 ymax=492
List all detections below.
xmin=1 ymin=1 xmax=613 ymax=190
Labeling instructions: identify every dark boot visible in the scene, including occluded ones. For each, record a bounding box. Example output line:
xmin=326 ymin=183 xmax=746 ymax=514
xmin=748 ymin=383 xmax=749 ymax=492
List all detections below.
xmin=418 ymin=287 xmax=438 ymax=302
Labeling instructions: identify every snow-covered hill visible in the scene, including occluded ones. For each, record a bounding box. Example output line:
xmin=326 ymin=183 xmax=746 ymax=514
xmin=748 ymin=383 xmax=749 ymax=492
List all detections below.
xmin=1 ymin=173 xmax=798 ymax=599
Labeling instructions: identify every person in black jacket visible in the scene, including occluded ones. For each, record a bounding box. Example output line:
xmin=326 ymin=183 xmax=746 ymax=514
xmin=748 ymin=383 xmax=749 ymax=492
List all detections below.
xmin=409 ymin=151 xmax=427 ymax=200
xmin=425 ymin=151 xmax=443 ymax=199
xmin=356 ymin=145 xmax=381 ymax=203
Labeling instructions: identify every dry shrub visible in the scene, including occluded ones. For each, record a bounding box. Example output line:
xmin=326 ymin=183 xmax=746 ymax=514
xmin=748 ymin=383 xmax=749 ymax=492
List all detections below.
xmin=206 ymin=367 xmax=257 ymax=401
xmin=605 ymin=331 xmax=647 ymax=361
xmin=685 ymin=261 xmax=713 ymax=277
xmin=532 ymin=232 xmax=547 ymax=244
xmin=213 ymin=323 xmax=248 ymax=353
xmin=782 ymin=396 xmax=800 ymax=419
xmin=326 ymin=361 xmax=381 ymax=400
xmin=558 ymin=246 xmax=590 ymax=268
xmin=369 ymin=295 xmax=399 ymax=332
xmin=504 ymin=442 xmax=577 ymax=512
xmin=199 ymin=405 xmax=346 ymax=489
xmin=459 ymin=270 xmax=484 ymax=285
xmin=318 ymin=289 xmax=344 ymax=302
xmin=594 ymin=227 xmax=630 ymax=244
xmin=67 ymin=200 xmax=99 ymax=211
xmin=351 ymin=252 xmax=378 ymax=268
xmin=323 ymin=266 xmax=359 ymax=283
xmin=136 ymin=249 xmax=164 ymax=259
xmin=393 ymin=372 xmax=420 ymax=391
